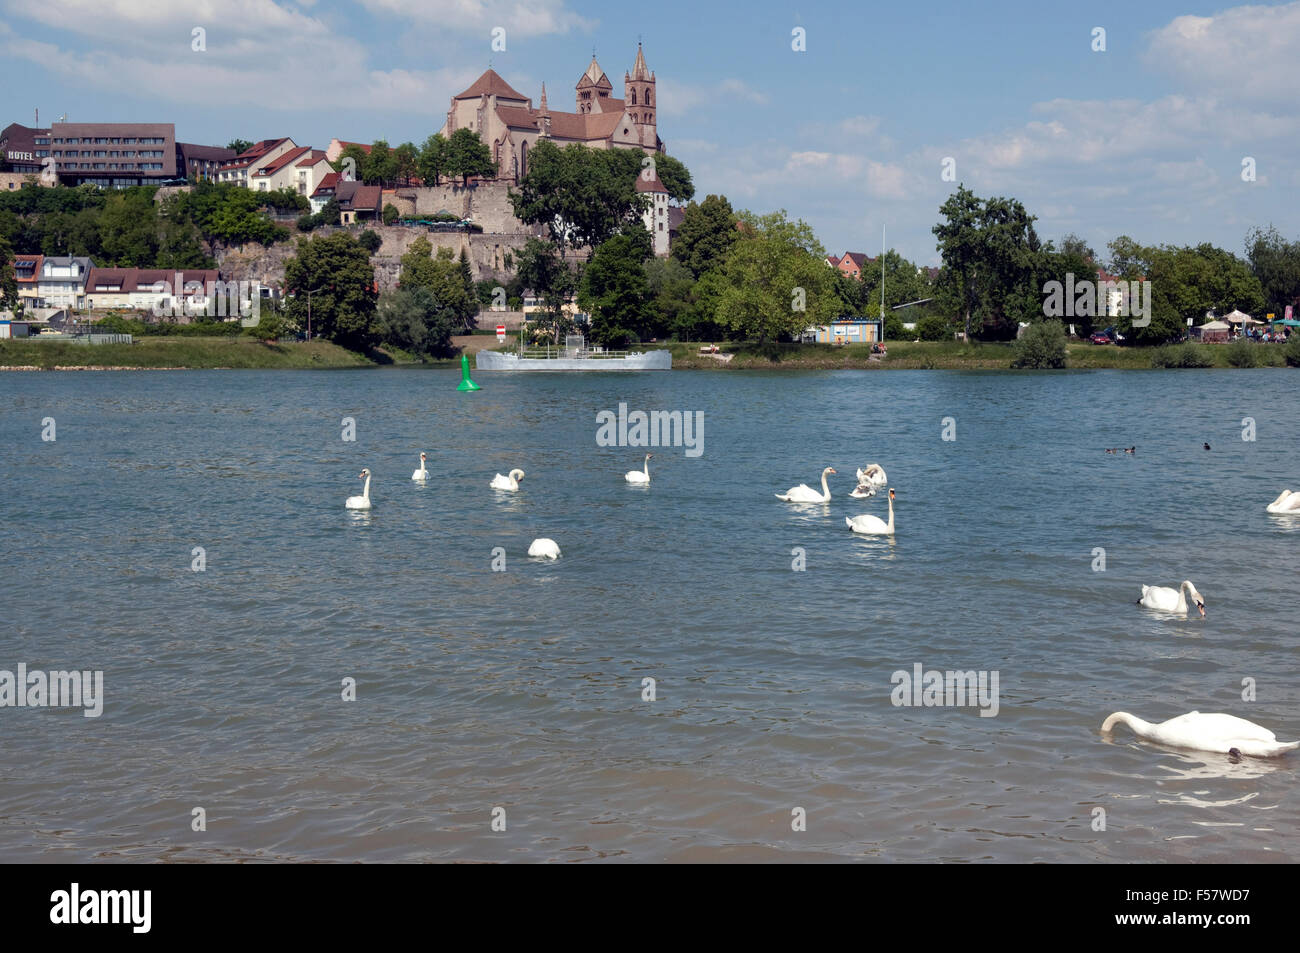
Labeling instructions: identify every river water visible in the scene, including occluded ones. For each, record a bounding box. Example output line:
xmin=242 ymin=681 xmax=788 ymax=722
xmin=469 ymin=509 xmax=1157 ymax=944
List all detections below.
xmin=1 ymin=367 xmax=1296 ymax=862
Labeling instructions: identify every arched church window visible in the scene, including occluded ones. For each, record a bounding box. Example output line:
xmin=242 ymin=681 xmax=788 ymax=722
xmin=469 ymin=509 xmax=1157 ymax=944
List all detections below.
xmin=631 ymin=90 xmax=637 ymax=105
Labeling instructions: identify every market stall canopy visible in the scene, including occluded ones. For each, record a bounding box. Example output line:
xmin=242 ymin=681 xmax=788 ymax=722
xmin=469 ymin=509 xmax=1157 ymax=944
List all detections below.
xmin=1223 ymin=309 xmax=1260 ymax=324
xmin=1198 ymin=320 xmax=1230 ymax=330
xmin=1268 ymin=317 xmax=1300 ymax=327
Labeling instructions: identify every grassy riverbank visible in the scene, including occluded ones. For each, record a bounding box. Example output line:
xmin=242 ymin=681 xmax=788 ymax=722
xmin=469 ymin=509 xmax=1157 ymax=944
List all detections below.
xmin=664 ymin=340 xmax=1296 ymax=370
xmin=0 ymin=337 xmax=392 ymax=369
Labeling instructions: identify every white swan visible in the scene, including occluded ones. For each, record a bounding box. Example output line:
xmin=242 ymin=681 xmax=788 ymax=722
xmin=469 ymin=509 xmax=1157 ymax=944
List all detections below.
xmin=846 ymin=488 xmax=895 ymax=535
xmin=850 ymin=464 xmax=887 ymax=499
xmin=490 ymin=468 xmax=525 ymax=491
xmin=345 ymin=469 xmax=372 ymax=510
xmin=1266 ymin=489 xmax=1300 ymax=513
xmin=411 ymin=452 xmax=428 ymax=481
xmin=1138 ymin=580 xmax=1205 ymax=617
xmin=1101 ymin=711 xmax=1300 ymax=758
xmin=528 ymin=538 xmax=561 ymax=558
xmin=625 ymin=453 xmax=652 ymax=484
xmin=776 ymin=467 xmax=835 ymax=503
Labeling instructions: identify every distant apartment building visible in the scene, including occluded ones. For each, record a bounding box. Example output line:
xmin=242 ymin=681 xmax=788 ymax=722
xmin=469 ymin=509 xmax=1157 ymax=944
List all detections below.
xmin=39 ymin=256 xmax=95 ymax=308
xmin=215 ymin=138 xmax=298 ymax=187
xmin=177 ymin=142 xmax=236 ymax=181
xmin=1 ymin=122 xmax=231 ymax=187
xmin=249 ymin=146 xmax=333 ymax=197
xmin=83 ymin=267 xmax=221 ymax=315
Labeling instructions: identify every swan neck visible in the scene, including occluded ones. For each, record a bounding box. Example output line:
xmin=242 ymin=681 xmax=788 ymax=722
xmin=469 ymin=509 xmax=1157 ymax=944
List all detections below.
xmin=1102 ymin=712 xmax=1151 ymax=736
xmin=887 ymin=493 xmax=894 ymax=532
xmin=821 ymin=471 xmax=830 ymax=497
xmin=363 ymin=474 xmax=371 ymax=498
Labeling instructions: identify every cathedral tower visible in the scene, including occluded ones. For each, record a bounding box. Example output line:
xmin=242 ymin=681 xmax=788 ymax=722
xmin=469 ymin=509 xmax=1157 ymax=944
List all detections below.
xmin=624 ymin=42 xmax=656 ymax=130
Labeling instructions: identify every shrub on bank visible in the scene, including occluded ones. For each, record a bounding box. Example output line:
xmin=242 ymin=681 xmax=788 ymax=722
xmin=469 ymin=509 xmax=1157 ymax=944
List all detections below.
xmin=1225 ymin=339 xmax=1259 ymax=367
xmin=1286 ymin=335 xmax=1300 ymax=367
xmin=1012 ymin=320 xmax=1067 ymax=369
xmin=1151 ymin=342 xmax=1214 ymax=368
xmin=915 ymin=314 xmax=953 ymax=341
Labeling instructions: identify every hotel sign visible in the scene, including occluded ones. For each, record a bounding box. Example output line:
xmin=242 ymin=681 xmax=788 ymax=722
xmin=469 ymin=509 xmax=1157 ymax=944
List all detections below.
xmin=6 ymin=151 xmax=35 ymax=161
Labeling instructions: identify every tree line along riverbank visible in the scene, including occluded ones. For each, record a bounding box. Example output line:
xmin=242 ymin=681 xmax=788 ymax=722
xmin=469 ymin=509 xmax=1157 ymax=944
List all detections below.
xmin=4 ymin=335 xmax=1299 ymax=371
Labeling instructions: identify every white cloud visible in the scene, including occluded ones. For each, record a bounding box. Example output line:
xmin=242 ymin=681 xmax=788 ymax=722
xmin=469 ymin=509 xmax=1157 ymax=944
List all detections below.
xmin=355 ymin=0 xmax=589 ymax=36
xmin=1145 ymin=2 xmax=1300 ymax=102
xmin=718 ymin=79 xmax=768 ymax=105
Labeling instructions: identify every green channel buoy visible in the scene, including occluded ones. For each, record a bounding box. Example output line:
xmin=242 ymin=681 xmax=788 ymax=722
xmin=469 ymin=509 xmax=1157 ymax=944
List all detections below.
xmin=457 ymin=353 xmax=481 ymax=391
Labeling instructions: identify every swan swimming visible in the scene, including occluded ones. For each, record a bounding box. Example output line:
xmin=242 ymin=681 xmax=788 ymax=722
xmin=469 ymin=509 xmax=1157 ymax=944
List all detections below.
xmin=528 ymin=538 xmax=561 ymax=558
xmin=776 ymin=467 xmax=835 ymax=503
xmin=490 ymin=468 xmax=525 ymax=491
xmin=625 ymin=454 xmax=653 ymax=484
xmin=411 ymin=452 xmax=428 ymax=481
xmin=846 ymin=488 xmax=896 ymax=535
xmin=850 ymin=464 xmax=887 ymax=499
xmin=1101 ymin=711 xmax=1300 ymax=758
xmin=1138 ymin=580 xmax=1205 ymax=617
xmin=345 ymin=469 xmax=372 ymax=510
xmin=1266 ymin=489 xmax=1300 ymax=513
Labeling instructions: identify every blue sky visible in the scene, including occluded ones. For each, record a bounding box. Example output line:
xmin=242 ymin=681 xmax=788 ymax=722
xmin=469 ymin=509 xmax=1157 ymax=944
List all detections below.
xmin=3 ymin=0 xmax=1297 ymax=265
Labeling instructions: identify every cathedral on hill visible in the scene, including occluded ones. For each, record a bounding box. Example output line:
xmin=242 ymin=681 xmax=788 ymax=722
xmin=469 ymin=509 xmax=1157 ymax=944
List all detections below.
xmin=440 ymin=43 xmax=663 ymax=184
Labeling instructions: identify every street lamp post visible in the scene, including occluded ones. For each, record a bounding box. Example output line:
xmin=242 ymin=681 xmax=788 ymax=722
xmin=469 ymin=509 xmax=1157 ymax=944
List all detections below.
xmin=297 ymin=285 xmax=325 ymax=340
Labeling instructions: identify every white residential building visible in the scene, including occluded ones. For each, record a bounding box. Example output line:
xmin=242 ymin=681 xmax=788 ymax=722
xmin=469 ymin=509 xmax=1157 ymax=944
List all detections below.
xmin=38 ymin=256 xmax=94 ymax=308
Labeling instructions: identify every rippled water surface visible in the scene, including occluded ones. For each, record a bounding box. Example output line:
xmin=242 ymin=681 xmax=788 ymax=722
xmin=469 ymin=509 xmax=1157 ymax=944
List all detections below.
xmin=2 ymin=367 xmax=1297 ymax=862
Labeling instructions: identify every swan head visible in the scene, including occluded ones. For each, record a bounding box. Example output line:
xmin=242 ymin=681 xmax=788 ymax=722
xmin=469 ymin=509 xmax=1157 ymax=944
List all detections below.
xmin=510 ymin=468 xmax=525 ymax=481
xmin=888 ymin=488 xmax=895 ymax=500
xmin=1184 ymin=582 xmax=1205 ymax=617
xmin=823 ymin=467 xmax=837 ymax=475
xmin=419 ymin=452 xmax=427 ymax=461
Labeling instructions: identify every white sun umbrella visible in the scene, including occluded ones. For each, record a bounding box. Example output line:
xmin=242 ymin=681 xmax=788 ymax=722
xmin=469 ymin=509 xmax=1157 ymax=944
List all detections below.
xmin=1223 ymin=309 xmax=1259 ymax=325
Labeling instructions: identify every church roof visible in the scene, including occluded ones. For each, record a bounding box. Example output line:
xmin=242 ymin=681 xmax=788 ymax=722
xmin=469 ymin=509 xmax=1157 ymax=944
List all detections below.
xmin=455 ymin=68 xmax=529 ymax=102
xmin=577 ymin=56 xmax=612 ymax=89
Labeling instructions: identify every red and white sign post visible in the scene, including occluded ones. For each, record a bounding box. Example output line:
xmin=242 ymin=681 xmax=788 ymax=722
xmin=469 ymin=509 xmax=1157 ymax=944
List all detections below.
xmin=496 ymin=324 xmax=506 ymax=343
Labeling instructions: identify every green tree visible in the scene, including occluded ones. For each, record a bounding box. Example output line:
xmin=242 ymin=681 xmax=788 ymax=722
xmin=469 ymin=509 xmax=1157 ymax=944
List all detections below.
xmin=457 ymin=248 xmax=478 ymax=330
xmin=393 ymin=142 xmax=419 ymax=187
xmin=510 ymin=140 xmax=646 ymax=254
xmin=334 ymin=143 xmax=369 ymax=183
xmin=400 ymin=235 xmax=439 ymax=290
xmin=515 ymin=237 xmax=575 ymax=336
xmin=0 ymin=236 xmax=17 ymax=310
xmin=365 ymin=140 xmax=397 ymax=187
xmin=1245 ymin=225 xmax=1300 ymax=318
xmin=283 ymin=232 xmax=377 ymax=349
xmin=357 ymin=229 xmax=382 ymax=253
xmin=418 ymin=134 xmax=448 ymax=187
xmin=933 ymin=185 xmax=1043 ymax=340
xmin=446 ymin=128 xmax=495 ymax=186
xmin=671 ymin=194 xmax=737 ymax=279
xmin=375 ymin=286 xmax=456 ymax=356
xmin=227 ymin=139 xmax=254 ymax=155
xmin=578 ymin=228 xmax=653 ymax=346
xmin=644 ymin=255 xmax=699 ymax=340
xmin=382 ymin=203 xmax=399 ymax=225
xmin=712 ymin=209 xmax=836 ymax=343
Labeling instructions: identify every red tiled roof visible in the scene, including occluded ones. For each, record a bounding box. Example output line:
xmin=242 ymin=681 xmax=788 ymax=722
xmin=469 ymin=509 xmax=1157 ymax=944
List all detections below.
xmin=842 ymin=252 xmax=869 ymax=268
xmin=14 ymin=254 xmax=42 ymax=282
xmin=337 ymin=141 xmax=373 ymax=155
xmin=455 ymin=69 xmax=529 ymax=102
xmin=85 ymin=267 xmax=220 ymax=293
xmin=635 ymin=170 xmax=667 ymax=193
xmin=296 ymin=149 xmax=328 ymax=167
xmin=312 ymin=171 xmax=340 ymax=196
xmin=252 ymin=145 xmax=312 ymax=177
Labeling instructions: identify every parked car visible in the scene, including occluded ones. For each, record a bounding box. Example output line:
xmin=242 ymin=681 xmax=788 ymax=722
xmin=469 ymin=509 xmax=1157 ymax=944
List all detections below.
xmin=1090 ymin=331 xmax=1112 ymax=345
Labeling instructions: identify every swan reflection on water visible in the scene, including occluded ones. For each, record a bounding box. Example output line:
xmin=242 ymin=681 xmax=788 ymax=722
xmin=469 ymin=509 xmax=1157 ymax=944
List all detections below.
xmin=849 ymin=535 xmax=898 ymax=561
